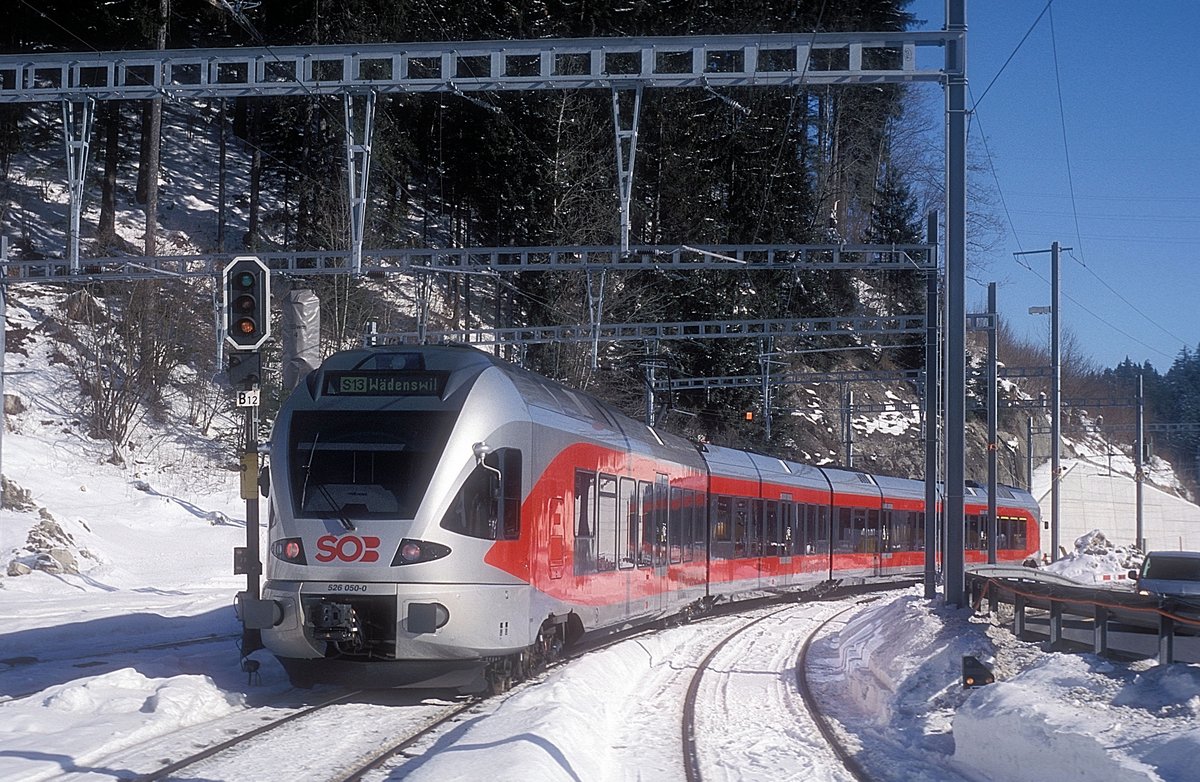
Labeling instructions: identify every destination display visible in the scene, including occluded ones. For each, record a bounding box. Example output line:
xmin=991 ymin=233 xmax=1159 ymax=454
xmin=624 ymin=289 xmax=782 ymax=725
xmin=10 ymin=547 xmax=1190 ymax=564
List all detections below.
xmin=322 ymin=370 xmax=447 ymax=396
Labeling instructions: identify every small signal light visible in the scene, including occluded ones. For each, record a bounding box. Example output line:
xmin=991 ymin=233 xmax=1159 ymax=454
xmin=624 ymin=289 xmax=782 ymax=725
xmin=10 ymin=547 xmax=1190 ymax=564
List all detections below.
xmin=744 ymin=411 xmax=754 ymax=421
xmin=962 ymin=655 xmax=995 ymax=688
xmin=222 ymin=256 xmax=271 ymax=350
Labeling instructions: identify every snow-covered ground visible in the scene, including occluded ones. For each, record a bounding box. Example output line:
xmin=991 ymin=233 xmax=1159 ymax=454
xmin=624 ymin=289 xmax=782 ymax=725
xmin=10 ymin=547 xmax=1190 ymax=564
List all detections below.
xmin=2 ymin=290 xmax=1200 ymax=781
xmin=1028 ymin=419 xmax=1200 ymax=555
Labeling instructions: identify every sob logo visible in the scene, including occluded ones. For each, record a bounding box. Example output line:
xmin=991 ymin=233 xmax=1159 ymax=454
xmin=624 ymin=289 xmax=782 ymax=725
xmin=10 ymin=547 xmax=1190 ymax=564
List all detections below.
xmin=315 ymin=534 xmax=381 ymax=563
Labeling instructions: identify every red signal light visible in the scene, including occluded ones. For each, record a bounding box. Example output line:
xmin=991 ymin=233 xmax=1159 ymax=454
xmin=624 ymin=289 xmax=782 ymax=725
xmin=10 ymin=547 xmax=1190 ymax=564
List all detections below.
xmin=223 ymin=256 xmax=271 ymax=350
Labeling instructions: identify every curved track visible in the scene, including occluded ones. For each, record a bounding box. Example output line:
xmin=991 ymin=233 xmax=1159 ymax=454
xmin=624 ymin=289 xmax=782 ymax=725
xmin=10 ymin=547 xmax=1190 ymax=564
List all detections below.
xmin=794 ymin=601 xmax=878 ymax=782
xmin=682 ymin=597 xmax=878 ymax=782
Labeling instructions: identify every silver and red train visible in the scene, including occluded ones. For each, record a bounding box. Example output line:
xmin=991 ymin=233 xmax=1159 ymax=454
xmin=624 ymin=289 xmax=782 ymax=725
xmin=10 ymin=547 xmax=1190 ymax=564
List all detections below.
xmin=250 ymin=344 xmax=1040 ymax=689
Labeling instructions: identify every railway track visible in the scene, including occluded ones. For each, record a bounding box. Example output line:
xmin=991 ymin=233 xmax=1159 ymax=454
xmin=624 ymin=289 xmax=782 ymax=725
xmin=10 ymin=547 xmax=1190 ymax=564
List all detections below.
xmin=12 ymin=584 xmax=906 ymax=782
xmin=681 ymin=596 xmax=879 ymax=782
xmin=102 ymin=689 xmax=478 ymax=782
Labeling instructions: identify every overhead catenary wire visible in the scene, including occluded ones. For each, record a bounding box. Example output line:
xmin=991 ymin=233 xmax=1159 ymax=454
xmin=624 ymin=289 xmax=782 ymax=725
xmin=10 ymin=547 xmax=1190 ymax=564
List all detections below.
xmin=966 ymin=0 xmax=1190 ymax=365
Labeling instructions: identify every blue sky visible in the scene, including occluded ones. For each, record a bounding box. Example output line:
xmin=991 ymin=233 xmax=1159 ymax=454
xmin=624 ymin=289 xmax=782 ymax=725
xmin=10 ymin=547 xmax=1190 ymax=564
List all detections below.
xmin=909 ymin=1 xmax=1199 ymax=374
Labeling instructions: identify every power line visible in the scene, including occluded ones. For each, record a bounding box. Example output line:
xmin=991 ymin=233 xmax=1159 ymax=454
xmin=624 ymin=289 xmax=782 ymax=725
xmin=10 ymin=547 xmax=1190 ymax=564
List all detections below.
xmin=1044 ymin=6 xmax=1190 ymax=360
xmin=1066 ymin=249 xmax=1192 ymax=349
xmin=15 ymin=0 xmax=97 ymax=51
xmin=1047 ymin=4 xmax=1087 ymax=267
xmin=971 ymin=0 xmax=1053 ymax=111
xmin=966 ymin=94 xmax=1023 ymax=255
xmin=1014 ymin=258 xmax=1178 ymax=363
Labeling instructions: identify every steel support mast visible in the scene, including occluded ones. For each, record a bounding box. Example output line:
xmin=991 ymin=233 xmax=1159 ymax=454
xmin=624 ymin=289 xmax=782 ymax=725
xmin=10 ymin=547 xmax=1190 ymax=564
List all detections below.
xmin=943 ymin=0 xmax=969 ymax=606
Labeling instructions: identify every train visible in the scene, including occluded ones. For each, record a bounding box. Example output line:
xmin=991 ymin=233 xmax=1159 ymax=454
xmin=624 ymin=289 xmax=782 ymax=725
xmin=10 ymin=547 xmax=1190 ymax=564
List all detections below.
xmin=245 ymin=343 xmax=1041 ymax=690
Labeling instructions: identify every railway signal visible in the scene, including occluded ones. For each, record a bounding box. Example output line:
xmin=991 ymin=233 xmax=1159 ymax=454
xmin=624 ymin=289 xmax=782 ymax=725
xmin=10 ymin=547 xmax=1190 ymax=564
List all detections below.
xmin=223 ymin=256 xmax=271 ymax=351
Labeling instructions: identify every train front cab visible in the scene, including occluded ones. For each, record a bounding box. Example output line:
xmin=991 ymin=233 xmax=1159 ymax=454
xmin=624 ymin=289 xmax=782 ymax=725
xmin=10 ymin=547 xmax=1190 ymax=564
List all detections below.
xmin=256 ymin=347 xmax=538 ymax=688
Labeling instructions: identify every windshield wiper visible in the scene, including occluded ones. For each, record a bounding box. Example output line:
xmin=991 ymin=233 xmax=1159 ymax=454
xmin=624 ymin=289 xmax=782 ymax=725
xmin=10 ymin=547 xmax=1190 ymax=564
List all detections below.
xmin=318 ymin=482 xmax=355 ymax=531
xmin=301 ymin=434 xmax=354 ymax=530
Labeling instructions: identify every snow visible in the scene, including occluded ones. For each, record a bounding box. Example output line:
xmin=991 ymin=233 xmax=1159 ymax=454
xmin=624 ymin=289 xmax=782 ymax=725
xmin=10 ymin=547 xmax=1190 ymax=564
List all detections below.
xmin=2 ymin=291 xmax=1200 ymax=780
xmin=1042 ymin=529 xmax=1142 ymax=586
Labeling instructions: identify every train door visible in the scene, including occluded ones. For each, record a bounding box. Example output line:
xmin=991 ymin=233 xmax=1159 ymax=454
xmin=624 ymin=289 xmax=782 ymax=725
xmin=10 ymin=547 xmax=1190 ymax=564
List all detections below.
xmin=656 ymin=474 xmax=672 ymax=610
xmin=548 ymin=497 xmax=565 ymax=580
xmin=638 ymin=479 xmax=664 ymax=615
xmin=871 ymin=509 xmax=884 ymax=576
xmin=620 ymin=477 xmax=637 ymax=616
xmin=778 ymin=497 xmax=793 ymax=588
xmin=749 ymin=499 xmax=765 ymax=589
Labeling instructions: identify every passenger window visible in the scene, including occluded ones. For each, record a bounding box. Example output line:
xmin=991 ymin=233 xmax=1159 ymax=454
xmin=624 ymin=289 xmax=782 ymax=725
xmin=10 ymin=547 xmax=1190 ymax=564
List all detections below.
xmin=573 ymin=470 xmax=597 ymax=574
xmin=620 ymin=478 xmax=637 ymax=569
xmin=639 ymin=481 xmax=654 ymax=567
xmin=714 ymin=495 xmax=732 ymax=541
xmin=597 ymin=474 xmax=618 ymax=571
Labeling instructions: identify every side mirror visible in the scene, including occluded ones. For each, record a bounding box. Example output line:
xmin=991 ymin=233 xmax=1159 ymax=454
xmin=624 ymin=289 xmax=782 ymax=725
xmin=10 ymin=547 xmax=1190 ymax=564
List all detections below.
xmin=1128 ymin=569 xmax=1138 ymax=580
xmin=258 ymin=464 xmax=271 ymax=498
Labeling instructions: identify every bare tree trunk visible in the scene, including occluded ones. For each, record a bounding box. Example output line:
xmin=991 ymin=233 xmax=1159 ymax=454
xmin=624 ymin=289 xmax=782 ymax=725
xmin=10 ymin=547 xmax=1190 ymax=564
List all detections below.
xmin=217 ymin=99 xmax=227 ymax=252
xmin=97 ymin=102 xmax=119 ymax=247
xmin=136 ymin=102 xmax=151 ymax=204
xmin=246 ymin=102 xmax=262 ymax=251
xmin=142 ymin=0 xmax=169 ymax=257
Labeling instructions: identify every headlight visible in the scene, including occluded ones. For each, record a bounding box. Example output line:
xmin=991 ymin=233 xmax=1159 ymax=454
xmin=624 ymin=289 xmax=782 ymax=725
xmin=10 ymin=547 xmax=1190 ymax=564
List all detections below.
xmin=391 ymin=538 xmax=451 ymax=565
xmin=271 ymin=537 xmax=307 ymax=564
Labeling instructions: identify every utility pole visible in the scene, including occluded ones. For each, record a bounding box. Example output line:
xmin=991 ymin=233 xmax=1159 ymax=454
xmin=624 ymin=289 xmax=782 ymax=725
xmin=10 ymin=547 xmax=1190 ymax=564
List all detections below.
xmin=1026 ymin=416 xmax=1034 ymax=492
xmin=843 ymin=386 xmax=855 ymax=467
xmin=1050 ymin=241 xmax=1061 ymax=562
xmin=943 ymin=0 xmax=969 ymax=606
xmin=1135 ymin=373 xmax=1145 ymax=551
xmin=923 ymin=213 xmax=940 ymax=600
xmin=1017 ymin=242 xmax=1066 ymax=562
xmin=143 ymin=0 xmax=168 ymax=256
xmin=987 ymin=283 xmax=998 ymax=565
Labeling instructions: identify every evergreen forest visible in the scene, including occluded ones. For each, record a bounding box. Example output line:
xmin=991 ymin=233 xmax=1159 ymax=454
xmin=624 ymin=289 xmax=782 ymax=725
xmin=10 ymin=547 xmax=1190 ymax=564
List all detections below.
xmin=2 ymin=0 xmax=1198 ymax=489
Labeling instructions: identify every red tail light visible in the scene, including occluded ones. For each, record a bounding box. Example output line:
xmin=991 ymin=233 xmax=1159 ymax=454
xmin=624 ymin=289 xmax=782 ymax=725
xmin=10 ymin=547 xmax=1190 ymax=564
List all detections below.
xmin=271 ymin=537 xmax=307 ymax=564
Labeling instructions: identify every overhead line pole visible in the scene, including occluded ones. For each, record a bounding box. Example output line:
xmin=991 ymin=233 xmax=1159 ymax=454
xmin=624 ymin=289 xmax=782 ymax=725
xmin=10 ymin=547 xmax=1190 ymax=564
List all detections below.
xmin=1051 ymin=241 xmax=1061 ymax=561
xmin=987 ymin=283 xmax=998 ymax=564
xmin=1018 ymin=242 xmax=1067 ymax=561
xmin=944 ymin=0 xmax=968 ymax=606
xmin=1136 ymin=373 xmax=1145 ymax=550
xmin=924 ymin=212 xmax=939 ymax=600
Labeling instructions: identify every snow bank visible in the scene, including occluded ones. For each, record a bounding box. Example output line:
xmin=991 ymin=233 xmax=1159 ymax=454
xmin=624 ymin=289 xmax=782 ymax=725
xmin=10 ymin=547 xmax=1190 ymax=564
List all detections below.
xmin=0 ymin=668 xmax=241 ymax=780
xmin=814 ymin=589 xmax=1200 ymax=782
xmin=1042 ymin=529 xmax=1141 ymax=587
xmin=952 ymin=656 xmax=1200 ymax=782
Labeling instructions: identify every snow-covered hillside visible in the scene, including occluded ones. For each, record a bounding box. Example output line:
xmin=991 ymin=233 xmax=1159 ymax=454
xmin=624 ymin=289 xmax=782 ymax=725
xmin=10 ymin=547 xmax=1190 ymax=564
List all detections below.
xmin=2 ymin=289 xmax=1200 ymax=781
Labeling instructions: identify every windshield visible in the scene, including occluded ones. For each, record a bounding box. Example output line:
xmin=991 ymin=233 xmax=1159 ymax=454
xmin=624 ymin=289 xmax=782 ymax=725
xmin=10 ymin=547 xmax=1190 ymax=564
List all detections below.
xmin=1144 ymin=555 xmax=1200 ymax=582
xmin=289 ymin=410 xmax=456 ymax=520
